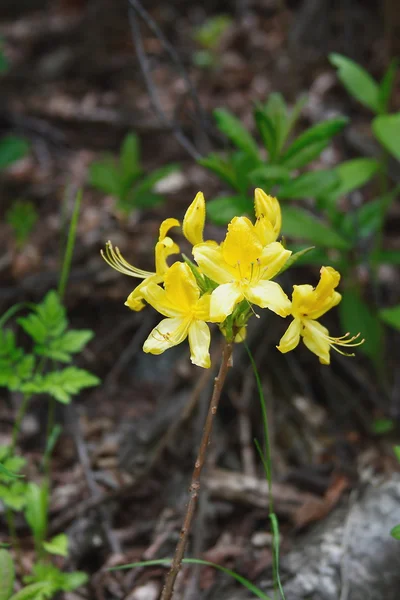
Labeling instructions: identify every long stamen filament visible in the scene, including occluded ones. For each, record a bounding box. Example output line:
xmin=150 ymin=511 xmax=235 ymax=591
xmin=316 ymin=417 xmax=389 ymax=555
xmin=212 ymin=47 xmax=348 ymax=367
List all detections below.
xmin=101 ymin=241 xmax=153 ymax=278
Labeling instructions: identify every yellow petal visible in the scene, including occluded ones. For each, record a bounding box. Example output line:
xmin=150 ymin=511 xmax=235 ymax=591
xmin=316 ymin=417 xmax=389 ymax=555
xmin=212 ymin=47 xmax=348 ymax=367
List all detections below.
xmin=254 ymin=216 xmax=277 ymax=247
xmin=222 ymin=217 xmax=262 ymax=267
xmin=307 ymin=291 xmax=342 ymax=320
xmin=258 ymin=242 xmax=292 ymax=280
xmin=291 ymin=284 xmax=315 ymax=316
xmin=302 ymin=320 xmax=331 ymax=364
xmin=188 ymin=320 xmax=211 ymax=368
xmin=193 ymin=242 xmax=236 ymax=284
xmin=164 ymin=262 xmax=200 ymax=312
xmin=210 ymin=282 xmax=243 ymax=321
xmin=140 ymin=279 xmax=183 ymax=318
xmin=155 ymin=236 xmax=180 ymax=276
xmin=246 ymin=280 xmax=291 ymax=317
xmin=143 ymin=317 xmax=190 ymax=355
xmin=125 ymin=274 xmax=165 ymax=312
xmin=254 ymin=189 xmax=281 ymax=241
xmin=183 ymin=192 xmax=205 ymax=245
xmin=159 ymin=218 xmax=180 ymax=241
xmin=277 ymin=318 xmax=301 ymax=353
xmin=194 ymin=293 xmax=213 ymax=322
xmin=314 ymin=266 xmax=340 ymax=303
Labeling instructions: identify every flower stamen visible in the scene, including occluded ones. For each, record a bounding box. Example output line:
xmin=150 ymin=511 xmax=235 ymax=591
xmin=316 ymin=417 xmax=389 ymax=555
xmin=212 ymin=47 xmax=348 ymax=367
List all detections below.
xmin=101 ymin=241 xmax=153 ymax=278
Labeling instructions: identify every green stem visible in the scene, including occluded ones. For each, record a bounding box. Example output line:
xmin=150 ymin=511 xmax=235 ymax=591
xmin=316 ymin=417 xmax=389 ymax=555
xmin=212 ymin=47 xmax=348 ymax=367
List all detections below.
xmin=6 ymin=509 xmax=23 ymax=573
xmin=10 ymin=394 xmax=31 ymax=453
xmin=245 ymin=343 xmax=286 ymax=600
xmin=58 ymin=189 xmax=82 ymax=300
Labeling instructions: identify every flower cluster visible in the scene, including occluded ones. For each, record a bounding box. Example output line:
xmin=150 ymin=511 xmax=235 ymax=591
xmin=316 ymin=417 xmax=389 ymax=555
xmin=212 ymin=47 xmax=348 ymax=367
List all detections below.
xmin=102 ymin=189 xmax=363 ymax=368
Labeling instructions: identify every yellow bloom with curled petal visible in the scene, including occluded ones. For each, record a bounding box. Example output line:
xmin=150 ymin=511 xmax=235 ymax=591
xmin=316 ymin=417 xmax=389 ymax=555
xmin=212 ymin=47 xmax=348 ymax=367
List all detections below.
xmin=141 ymin=262 xmax=217 ymax=368
xmin=182 ymin=191 xmax=205 ymax=245
xmin=101 ymin=218 xmax=180 ymax=311
xmin=277 ymin=266 xmax=364 ymax=364
xmin=193 ymin=215 xmax=292 ymax=322
xmin=254 ymin=188 xmax=281 ymax=245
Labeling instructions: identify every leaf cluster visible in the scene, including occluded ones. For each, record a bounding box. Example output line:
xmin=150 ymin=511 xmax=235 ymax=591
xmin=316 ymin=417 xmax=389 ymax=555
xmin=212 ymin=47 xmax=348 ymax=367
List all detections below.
xmin=88 ymin=133 xmax=179 ymax=214
xmin=1 ymin=291 xmax=99 ymax=404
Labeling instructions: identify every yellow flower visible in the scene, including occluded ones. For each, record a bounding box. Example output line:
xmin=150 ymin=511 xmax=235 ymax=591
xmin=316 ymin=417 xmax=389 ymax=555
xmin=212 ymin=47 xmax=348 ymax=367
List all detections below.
xmin=277 ymin=266 xmax=363 ymax=364
xmin=141 ymin=262 xmax=216 ymax=368
xmin=101 ymin=218 xmax=180 ymax=311
xmin=193 ymin=216 xmax=291 ymax=321
xmin=254 ymin=188 xmax=282 ymax=245
xmin=182 ymin=191 xmax=205 ymax=245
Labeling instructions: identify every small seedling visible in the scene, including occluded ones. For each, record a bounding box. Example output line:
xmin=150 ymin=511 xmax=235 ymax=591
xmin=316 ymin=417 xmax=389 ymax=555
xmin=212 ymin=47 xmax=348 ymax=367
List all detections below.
xmin=88 ymin=132 xmax=179 ymax=215
xmin=6 ymin=200 xmax=38 ymax=249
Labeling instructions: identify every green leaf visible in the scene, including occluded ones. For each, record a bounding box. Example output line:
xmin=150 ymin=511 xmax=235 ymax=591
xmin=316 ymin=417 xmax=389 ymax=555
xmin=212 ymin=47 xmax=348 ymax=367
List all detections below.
xmin=120 ymin=133 xmax=140 ymax=177
xmin=287 ymin=244 xmax=342 ymax=267
xmin=0 ymin=481 xmax=28 ymax=511
xmin=18 ymin=291 xmax=67 ymax=345
xmin=1 ymin=454 xmax=26 ymax=481
xmin=194 ymin=15 xmax=232 ymax=49
xmin=279 ymin=170 xmax=340 ymax=200
xmin=35 ymin=329 xmax=94 ymax=363
xmin=0 ymin=136 xmax=29 ymax=170
xmin=214 ymin=108 xmax=260 ymax=160
xmin=130 ymin=191 xmax=163 ymax=209
xmin=249 ymin=164 xmax=291 ymax=186
xmin=198 ymin=153 xmax=239 ymax=190
xmin=281 ymin=206 xmax=350 ymax=249
xmin=263 ymin=93 xmax=291 ymax=154
xmin=6 ymin=201 xmax=38 ymax=249
xmin=43 ymin=534 xmax=68 ymax=558
xmin=9 ymin=582 xmax=53 ymax=600
xmin=0 ymin=37 xmax=9 ymax=74
xmin=378 ymin=59 xmax=398 ymax=114
xmin=282 ymin=117 xmax=348 ymax=163
xmin=57 ymin=571 xmax=88 ymax=591
xmin=340 ymin=196 xmax=388 ymax=240
xmin=280 ymin=139 xmax=329 ymax=170
xmin=206 ymin=195 xmax=252 ymax=225
xmin=88 ymin=158 xmax=121 ymax=197
xmin=253 ymin=106 xmax=276 ymax=158
xmin=24 ymin=483 xmax=49 ymax=548
xmin=134 ymin=164 xmax=179 ymax=197
xmin=329 ymin=53 xmax=380 ymax=113
xmin=391 ymin=524 xmax=400 ymax=540
xmin=333 ymin=158 xmax=380 ymax=197
xmin=0 ymin=462 xmax=22 ymax=480
xmin=379 ymin=304 xmax=400 ymax=331
xmin=372 ymin=113 xmax=400 ymax=160
xmin=25 ymin=562 xmax=87 ymax=593
xmin=338 ymin=288 xmax=382 ymax=363
xmin=394 ymin=446 xmax=400 ymax=464
xmin=23 ymin=367 xmax=100 ymax=404
xmin=372 ymin=418 xmax=394 ymax=435
xmin=374 ymin=250 xmax=400 ymax=265
xmin=276 ymin=246 xmax=315 ymax=275
xmin=111 ymin=558 xmax=271 ymax=599
xmin=0 ymin=548 xmax=15 ymax=600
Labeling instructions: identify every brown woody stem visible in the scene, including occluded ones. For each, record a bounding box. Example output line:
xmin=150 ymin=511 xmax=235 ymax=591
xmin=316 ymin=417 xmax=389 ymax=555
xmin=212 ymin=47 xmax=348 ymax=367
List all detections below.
xmin=160 ymin=340 xmax=233 ymax=600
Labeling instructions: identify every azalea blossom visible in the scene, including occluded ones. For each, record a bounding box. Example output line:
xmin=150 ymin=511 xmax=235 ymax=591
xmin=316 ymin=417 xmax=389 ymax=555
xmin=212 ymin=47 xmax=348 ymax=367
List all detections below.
xmin=254 ymin=188 xmax=282 ymax=245
xmin=101 ymin=218 xmax=180 ymax=311
xmin=193 ymin=215 xmax=291 ymax=322
xmin=182 ymin=191 xmax=205 ymax=246
xmin=277 ymin=266 xmax=363 ymax=364
xmin=141 ymin=262 xmax=217 ymax=368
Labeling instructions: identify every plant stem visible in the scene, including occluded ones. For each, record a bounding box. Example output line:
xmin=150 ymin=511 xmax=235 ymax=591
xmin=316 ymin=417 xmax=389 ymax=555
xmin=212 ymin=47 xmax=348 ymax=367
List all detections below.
xmin=6 ymin=509 xmax=23 ymax=573
xmin=58 ymin=188 xmax=82 ymax=300
xmin=10 ymin=394 xmax=31 ymax=453
xmin=160 ymin=341 xmax=233 ymax=600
